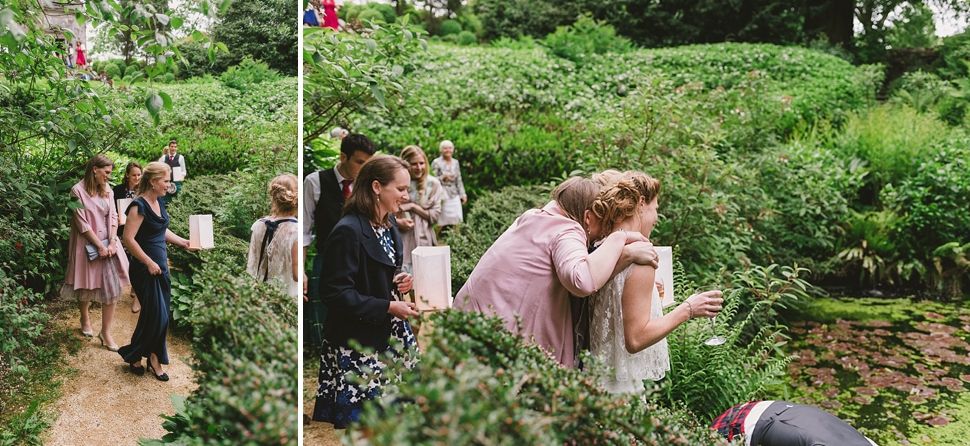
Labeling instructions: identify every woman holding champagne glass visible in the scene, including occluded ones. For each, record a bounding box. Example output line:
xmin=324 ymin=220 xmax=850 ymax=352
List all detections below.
xmin=587 ymin=171 xmax=723 ymax=394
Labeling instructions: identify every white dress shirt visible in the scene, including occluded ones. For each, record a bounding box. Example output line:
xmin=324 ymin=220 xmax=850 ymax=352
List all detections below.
xmin=302 ymin=164 xmax=347 ymax=248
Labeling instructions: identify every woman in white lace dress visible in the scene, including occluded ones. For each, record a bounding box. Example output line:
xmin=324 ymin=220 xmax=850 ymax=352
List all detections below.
xmin=247 ymin=174 xmax=300 ymax=298
xmin=588 ymin=172 xmax=723 ymax=394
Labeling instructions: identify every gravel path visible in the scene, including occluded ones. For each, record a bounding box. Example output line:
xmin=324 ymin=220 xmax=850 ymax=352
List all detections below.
xmin=46 ymin=287 xmax=197 ymax=445
xmin=303 ymin=369 xmax=343 ymax=446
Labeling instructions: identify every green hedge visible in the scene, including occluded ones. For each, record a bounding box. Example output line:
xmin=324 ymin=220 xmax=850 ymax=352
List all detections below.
xmin=353 ymin=309 xmax=729 ymax=445
xmin=142 ymin=254 xmax=298 ymax=445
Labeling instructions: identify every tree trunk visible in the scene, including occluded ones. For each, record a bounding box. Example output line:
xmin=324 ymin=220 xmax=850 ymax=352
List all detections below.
xmin=826 ymin=0 xmax=854 ymax=45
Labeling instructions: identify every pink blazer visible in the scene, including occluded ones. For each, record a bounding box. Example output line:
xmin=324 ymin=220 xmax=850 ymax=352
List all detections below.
xmin=64 ymin=181 xmax=130 ymax=290
xmin=455 ymin=201 xmax=595 ymax=367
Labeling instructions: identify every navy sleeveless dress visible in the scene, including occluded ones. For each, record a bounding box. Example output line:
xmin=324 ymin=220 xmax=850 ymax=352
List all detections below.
xmin=118 ymin=197 xmax=171 ymax=365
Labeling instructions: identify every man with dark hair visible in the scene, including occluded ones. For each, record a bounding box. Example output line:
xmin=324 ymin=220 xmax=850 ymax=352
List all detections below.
xmin=302 ymin=133 xmax=377 ymax=349
xmin=159 ymin=139 xmax=186 ymax=203
xmin=711 ymin=401 xmax=879 ymax=446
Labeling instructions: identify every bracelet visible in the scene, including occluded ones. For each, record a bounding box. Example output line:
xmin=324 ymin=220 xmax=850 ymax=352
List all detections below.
xmin=685 ymin=301 xmax=694 ymax=319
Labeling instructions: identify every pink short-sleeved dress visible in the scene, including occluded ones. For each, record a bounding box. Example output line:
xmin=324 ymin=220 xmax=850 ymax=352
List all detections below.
xmin=454 ymin=201 xmax=595 ymax=367
xmin=60 ymin=181 xmax=130 ymax=304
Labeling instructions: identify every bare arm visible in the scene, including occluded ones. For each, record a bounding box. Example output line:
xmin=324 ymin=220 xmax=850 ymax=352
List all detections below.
xmin=586 ymin=230 xmax=655 ymax=292
xmin=291 ymin=239 xmax=300 ymax=283
xmin=165 ymin=229 xmax=191 ymax=248
xmin=622 ymin=265 xmax=724 ymax=354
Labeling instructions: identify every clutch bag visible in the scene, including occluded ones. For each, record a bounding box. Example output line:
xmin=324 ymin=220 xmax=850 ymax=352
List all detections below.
xmin=84 ymin=239 xmax=110 ymax=261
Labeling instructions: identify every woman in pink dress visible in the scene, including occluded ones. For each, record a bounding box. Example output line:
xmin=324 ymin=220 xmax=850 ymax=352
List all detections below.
xmin=75 ymin=42 xmax=86 ymax=67
xmin=322 ymin=0 xmax=339 ymax=30
xmin=60 ymin=154 xmax=130 ymax=351
xmin=454 ymin=176 xmax=658 ymax=368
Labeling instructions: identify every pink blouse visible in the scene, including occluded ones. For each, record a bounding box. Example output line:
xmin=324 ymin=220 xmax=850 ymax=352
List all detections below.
xmin=454 ymin=201 xmax=594 ymax=367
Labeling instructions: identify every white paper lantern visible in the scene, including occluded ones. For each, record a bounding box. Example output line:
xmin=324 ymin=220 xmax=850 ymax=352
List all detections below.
xmin=411 ymin=246 xmax=452 ymax=311
xmin=189 ymin=214 xmax=215 ymax=249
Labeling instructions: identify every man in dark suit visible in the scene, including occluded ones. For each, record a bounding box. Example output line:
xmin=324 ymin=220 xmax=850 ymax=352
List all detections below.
xmin=302 ymin=133 xmax=376 ymax=351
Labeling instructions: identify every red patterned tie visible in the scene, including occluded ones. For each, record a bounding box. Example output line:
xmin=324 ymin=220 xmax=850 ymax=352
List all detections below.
xmin=341 ymin=179 xmax=352 ymax=199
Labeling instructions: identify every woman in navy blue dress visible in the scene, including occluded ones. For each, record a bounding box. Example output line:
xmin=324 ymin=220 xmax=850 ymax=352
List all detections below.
xmin=118 ymin=162 xmax=197 ymax=380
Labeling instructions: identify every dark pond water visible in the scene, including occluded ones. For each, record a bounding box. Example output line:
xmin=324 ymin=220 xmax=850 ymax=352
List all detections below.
xmin=771 ymin=297 xmax=970 ymax=445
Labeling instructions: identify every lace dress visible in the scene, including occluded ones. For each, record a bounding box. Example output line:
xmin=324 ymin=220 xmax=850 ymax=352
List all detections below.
xmin=247 ymin=217 xmax=299 ymax=299
xmin=588 ymin=265 xmax=670 ymax=394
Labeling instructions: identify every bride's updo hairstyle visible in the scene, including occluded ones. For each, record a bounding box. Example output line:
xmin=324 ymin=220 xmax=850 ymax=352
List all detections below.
xmin=589 ymin=179 xmax=643 ymax=237
xmin=622 ymin=170 xmax=662 ymax=205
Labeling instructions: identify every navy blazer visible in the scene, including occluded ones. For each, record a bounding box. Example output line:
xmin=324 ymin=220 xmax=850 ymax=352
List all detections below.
xmin=319 ymin=212 xmax=404 ymax=351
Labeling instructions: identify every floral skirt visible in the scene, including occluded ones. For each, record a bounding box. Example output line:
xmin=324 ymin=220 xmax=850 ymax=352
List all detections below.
xmin=312 ymin=317 xmax=418 ymax=428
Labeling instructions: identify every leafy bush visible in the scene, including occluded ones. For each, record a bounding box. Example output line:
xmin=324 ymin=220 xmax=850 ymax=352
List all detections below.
xmin=457 ymin=30 xmax=477 ymax=46
xmin=439 ymin=19 xmax=462 ymax=36
xmin=884 ymin=142 xmax=970 ymax=286
xmin=544 ymin=14 xmax=633 ymax=65
xmin=219 ymin=57 xmax=281 ymax=91
xmin=490 ymin=35 xmax=538 ymax=50
xmin=888 ymin=70 xmax=951 ymax=112
xmin=358 ymin=8 xmax=386 ymax=24
xmin=0 ymin=276 xmax=50 ymax=375
xmin=441 ymin=185 xmax=550 ymax=290
xmin=103 ymin=62 xmax=122 ymax=79
xmin=162 ymin=72 xmax=176 ymax=83
xmin=142 ymin=254 xmax=297 ymax=445
xmin=834 ymin=105 xmax=949 ymax=205
xmin=164 ymin=175 xmax=246 ymax=277
xmin=368 ymin=2 xmax=397 ymax=24
xmin=353 ymin=309 xmax=729 ymax=445
xmin=660 ymin=263 xmax=806 ymax=422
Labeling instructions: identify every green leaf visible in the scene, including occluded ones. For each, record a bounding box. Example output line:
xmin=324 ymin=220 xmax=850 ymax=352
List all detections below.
xmin=170 ymin=17 xmax=183 ymax=29
xmin=192 ymin=30 xmax=205 ymax=41
xmin=145 ymin=93 xmax=163 ymax=116
xmin=158 ymin=91 xmax=173 ymax=111
xmin=370 ymin=83 xmax=385 ymax=107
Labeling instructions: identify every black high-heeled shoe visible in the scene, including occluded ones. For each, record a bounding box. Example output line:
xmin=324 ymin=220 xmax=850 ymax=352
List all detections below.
xmin=147 ymin=363 xmax=169 ymax=382
xmin=129 ymin=362 xmax=145 ymax=376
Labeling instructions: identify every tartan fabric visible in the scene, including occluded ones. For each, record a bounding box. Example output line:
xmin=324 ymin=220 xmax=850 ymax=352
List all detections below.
xmin=711 ymin=401 xmax=758 ymax=440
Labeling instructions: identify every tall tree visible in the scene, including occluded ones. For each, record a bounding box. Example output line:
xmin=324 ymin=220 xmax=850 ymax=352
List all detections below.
xmin=212 ymin=0 xmax=297 ymax=76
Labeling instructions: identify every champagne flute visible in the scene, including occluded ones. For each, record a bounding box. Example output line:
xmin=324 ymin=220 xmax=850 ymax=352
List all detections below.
xmin=393 ymin=266 xmax=407 ymax=301
xmin=695 ymin=285 xmax=726 ymax=346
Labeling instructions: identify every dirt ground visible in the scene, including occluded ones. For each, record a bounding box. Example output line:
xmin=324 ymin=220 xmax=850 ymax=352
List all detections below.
xmin=45 ymin=287 xmax=197 ymax=445
xmin=303 ymin=364 xmax=343 ymax=446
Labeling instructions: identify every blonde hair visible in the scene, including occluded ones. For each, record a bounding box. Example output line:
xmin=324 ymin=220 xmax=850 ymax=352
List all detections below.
xmin=269 ymin=174 xmax=298 ymax=217
xmin=82 ymin=154 xmax=114 ymax=198
xmin=136 ymin=162 xmax=171 ymax=197
xmin=552 ymin=177 xmax=603 ymax=232
xmin=622 ymin=170 xmax=662 ymax=204
xmin=591 ymin=169 xmax=623 ymax=187
xmin=400 ymin=145 xmax=428 ymax=200
xmin=589 ymin=179 xmax=643 ymax=236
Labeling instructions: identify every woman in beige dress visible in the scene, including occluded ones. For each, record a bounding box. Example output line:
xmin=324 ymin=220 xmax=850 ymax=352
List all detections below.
xmin=61 ymin=154 xmax=130 ymax=351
